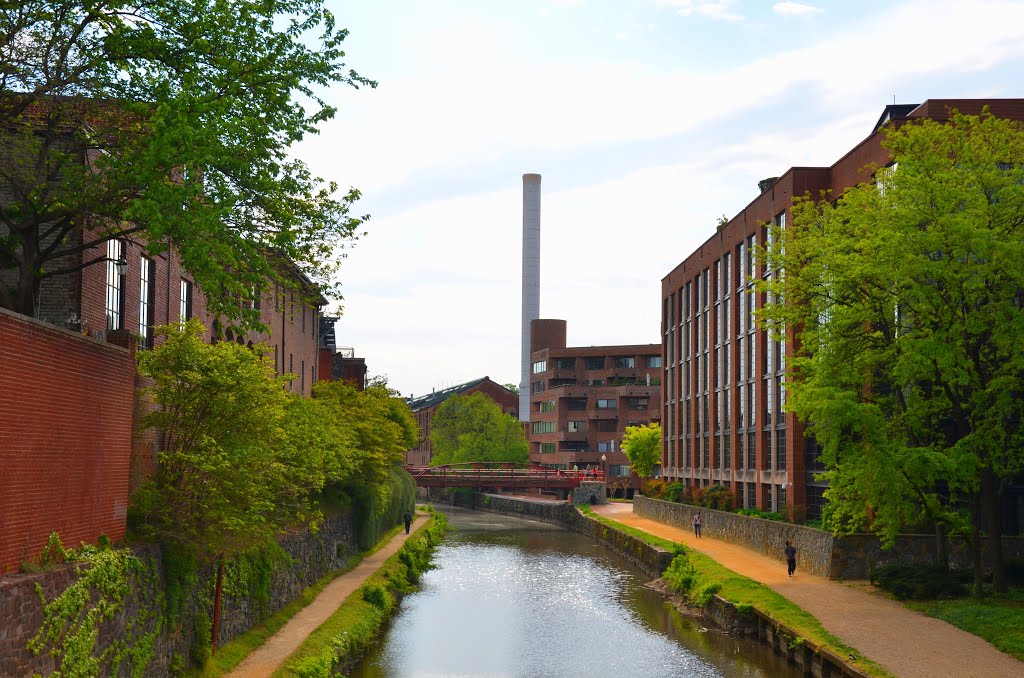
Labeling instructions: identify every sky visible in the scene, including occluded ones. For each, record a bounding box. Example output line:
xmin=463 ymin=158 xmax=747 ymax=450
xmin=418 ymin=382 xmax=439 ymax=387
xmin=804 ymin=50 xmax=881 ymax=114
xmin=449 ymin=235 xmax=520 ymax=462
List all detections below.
xmin=296 ymin=0 xmax=1024 ymax=399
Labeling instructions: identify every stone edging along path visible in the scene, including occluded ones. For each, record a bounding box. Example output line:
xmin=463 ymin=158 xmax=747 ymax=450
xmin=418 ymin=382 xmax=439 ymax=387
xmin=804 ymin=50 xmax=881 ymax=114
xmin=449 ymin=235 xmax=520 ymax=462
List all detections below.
xmin=225 ymin=514 xmax=430 ymax=678
xmin=593 ymin=502 xmax=1024 ymax=678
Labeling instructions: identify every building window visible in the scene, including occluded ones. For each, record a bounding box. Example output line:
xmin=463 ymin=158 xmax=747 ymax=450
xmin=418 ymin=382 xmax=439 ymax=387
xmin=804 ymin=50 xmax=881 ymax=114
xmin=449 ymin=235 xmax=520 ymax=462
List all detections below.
xmin=556 ymin=357 xmax=576 ymax=370
xmin=614 ymin=356 xmax=635 ymax=369
xmin=540 ymin=442 xmax=556 ymax=453
xmin=567 ymin=420 xmax=586 ymax=433
xmin=566 ymin=398 xmax=587 ymax=411
xmin=646 ymin=356 xmax=662 ymax=368
xmin=531 ymin=421 xmax=556 ymax=434
xmin=538 ymin=400 xmax=556 ymax=412
xmin=179 ymin=279 xmax=193 ymax=322
xmin=531 ymin=380 xmax=545 ymax=394
xmin=138 ymin=256 xmax=155 ymax=348
xmin=301 ymin=359 xmax=305 ymax=393
xmin=596 ymin=399 xmax=617 ymax=409
xmin=105 ymin=239 xmax=126 ymax=331
xmin=532 ymin=360 xmax=548 ymax=374
xmin=585 ymin=357 xmax=605 ymax=370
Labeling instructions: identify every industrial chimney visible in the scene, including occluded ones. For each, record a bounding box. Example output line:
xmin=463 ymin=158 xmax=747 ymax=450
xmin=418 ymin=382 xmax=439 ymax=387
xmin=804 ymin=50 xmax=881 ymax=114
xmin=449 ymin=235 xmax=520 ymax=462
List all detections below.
xmin=520 ymin=173 xmax=541 ymax=421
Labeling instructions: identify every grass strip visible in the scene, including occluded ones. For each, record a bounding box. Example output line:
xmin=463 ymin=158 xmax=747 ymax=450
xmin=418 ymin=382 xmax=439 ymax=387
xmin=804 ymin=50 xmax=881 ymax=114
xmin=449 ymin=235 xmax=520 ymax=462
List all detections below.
xmin=579 ymin=505 xmax=893 ymax=678
xmin=271 ymin=511 xmax=448 ymax=677
xmin=908 ymin=595 xmax=1024 ymax=661
xmin=183 ymin=524 xmax=407 ymax=677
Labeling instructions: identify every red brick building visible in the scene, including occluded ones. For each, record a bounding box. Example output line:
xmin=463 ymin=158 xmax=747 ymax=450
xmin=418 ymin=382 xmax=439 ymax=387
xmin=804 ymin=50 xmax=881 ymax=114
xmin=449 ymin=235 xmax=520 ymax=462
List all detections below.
xmin=405 ymin=377 xmax=519 ymax=467
xmin=526 ymin=319 xmax=661 ymax=497
xmin=660 ymin=99 xmax=1024 ymax=521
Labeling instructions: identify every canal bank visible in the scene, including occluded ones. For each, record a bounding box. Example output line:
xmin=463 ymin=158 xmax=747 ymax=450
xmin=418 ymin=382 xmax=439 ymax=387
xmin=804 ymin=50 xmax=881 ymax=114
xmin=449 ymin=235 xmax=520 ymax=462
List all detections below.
xmin=469 ymin=493 xmax=874 ymax=678
xmin=349 ymin=505 xmax=804 ymax=678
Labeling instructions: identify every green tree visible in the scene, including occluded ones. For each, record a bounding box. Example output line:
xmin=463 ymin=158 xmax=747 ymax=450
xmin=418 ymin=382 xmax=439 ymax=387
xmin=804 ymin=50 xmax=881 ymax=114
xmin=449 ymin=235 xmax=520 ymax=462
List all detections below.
xmin=0 ymin=0 xmax=374 ymax=323
xmin=622 ymin=422 xmax=662 ymax=479
xmin=759 ymin=110 xmax=1024 ymax=594
xmin=132 ymin=321 xmax=319 ymax=648
xmin=429 ymin=392 xmax=528 ymax=465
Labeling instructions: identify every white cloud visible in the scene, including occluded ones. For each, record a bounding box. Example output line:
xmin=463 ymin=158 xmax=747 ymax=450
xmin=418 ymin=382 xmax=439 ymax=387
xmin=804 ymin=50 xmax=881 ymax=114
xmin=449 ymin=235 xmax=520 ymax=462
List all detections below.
xmin=655 ymin=0 xmax=744 ymax=22
xmin=772 ymin=1 xmax=823 ymax=17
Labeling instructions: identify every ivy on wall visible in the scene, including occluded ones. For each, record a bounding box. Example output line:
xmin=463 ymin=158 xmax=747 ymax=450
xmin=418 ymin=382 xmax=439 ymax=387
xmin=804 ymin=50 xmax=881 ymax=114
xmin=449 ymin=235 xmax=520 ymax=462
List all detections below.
xmin=27 ymin=533 xmax=161 ymax=678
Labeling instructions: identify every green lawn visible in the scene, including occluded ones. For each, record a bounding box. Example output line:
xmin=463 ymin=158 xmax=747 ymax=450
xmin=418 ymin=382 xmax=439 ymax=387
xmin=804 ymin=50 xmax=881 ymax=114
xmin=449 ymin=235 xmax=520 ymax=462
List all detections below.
xmin=908 ymin=590 xmax=1024 ymax=661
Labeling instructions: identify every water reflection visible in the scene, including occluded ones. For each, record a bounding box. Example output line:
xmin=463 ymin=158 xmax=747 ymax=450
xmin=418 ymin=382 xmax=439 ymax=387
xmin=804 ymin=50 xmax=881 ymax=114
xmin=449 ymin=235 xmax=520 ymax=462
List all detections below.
xmin=350 ymin=507 xmax=801 ymax=678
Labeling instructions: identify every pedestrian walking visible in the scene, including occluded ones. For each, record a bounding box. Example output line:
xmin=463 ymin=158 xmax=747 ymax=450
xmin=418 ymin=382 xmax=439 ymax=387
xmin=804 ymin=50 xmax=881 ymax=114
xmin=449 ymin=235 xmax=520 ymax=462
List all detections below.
xmin=784 ymin=540 xmax=797 ymax=576
xmin=403 ymin=509 xmax=413 ymax=535
xmin=692 ymin=511 xmax=702 ymax=538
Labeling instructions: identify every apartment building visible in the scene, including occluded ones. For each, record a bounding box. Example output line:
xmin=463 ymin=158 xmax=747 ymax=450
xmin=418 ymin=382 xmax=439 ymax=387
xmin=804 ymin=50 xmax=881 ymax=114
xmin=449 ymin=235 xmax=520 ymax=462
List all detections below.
xmin=527 ymin=319 xmax=661 ymax=496
xmin=660 ymin=99 xmax=1024 ymax=521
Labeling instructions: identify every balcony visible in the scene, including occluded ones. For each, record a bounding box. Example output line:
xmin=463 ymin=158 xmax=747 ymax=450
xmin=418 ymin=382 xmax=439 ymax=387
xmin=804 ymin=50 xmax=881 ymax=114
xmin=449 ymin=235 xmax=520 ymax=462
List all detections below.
xmin=559 ymin=430 xmax=588 ymax=441
xmin=589 ymin=409 xmax=618 ymax=420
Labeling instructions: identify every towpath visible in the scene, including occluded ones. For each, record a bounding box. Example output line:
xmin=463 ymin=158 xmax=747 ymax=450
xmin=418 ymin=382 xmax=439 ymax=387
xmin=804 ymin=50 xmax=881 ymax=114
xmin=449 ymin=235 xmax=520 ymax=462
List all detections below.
xmin=225 ymin=513 xmax=429 ymax=678
xmin=592 ymin=502 xmax=1024 ymax=678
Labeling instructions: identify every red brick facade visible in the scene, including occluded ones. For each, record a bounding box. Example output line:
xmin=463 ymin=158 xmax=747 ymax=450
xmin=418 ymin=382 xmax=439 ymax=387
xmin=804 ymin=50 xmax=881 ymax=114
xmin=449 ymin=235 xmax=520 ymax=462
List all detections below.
xmin=526 ymin=320 xmax=662 ymax=496
xmin=0 ymin=308 xmax=135 ymax=573
xmin=660 ymin=98 xmax=1024 ymax=521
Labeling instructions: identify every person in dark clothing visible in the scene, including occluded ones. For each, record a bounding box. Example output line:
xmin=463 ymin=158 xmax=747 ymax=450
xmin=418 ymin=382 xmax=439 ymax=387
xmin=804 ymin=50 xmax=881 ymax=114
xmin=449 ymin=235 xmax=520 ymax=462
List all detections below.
xmin=403 ymin=509 xmax=413 ymax=534
xmin=692 ymin=511 xmax=702 ymax=538
xmin=784 ymin=540 xmax=797 ymax=576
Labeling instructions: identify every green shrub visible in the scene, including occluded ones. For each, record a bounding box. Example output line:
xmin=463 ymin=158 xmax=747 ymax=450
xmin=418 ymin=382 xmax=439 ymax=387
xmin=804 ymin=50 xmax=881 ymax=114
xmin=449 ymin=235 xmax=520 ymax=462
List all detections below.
xmin=700 ymin=484 xmax=734 ymax=511
xmin=736 ymin=507 xmax=787 ymax=522
xmin=361 ymin=582 xmax=393 ymax=610
xmin=665 ymin=482 xmax=686 ymax=503
xmin=871 ymin=563 xmax=970 ymax=600
xmin=192 ymin=609 xmax=212 ymax=666
xmin=693 ymin=581 xmax=722 ymax=607
xmin=663 ymin=551 xmax=698 ymax=594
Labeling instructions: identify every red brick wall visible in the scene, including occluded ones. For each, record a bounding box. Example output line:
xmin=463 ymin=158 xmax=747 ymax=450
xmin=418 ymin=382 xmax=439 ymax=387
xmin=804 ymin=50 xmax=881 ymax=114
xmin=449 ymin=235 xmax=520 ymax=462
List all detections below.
xmin=0 ymin=308 xmax=134 ymax=573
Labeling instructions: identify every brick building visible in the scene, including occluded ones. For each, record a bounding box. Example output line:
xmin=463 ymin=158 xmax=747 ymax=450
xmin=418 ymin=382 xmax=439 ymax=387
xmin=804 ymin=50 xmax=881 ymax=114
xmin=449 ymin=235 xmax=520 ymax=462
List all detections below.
xmin=405 ymin=377 xmax=519 ymax=467
xmin=526 ymin=319 xmax=661 ymax=496
xmin=660 ymin=98 xmax=1024 ymax=521
xmin=318 ymin=316 xmax=367 ymax=391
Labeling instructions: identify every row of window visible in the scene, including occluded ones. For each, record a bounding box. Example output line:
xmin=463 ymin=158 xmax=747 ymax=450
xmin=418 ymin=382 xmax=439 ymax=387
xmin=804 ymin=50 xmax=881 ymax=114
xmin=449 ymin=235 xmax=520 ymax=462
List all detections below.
xmin=532 ymin=356 xmax=662 ymax=373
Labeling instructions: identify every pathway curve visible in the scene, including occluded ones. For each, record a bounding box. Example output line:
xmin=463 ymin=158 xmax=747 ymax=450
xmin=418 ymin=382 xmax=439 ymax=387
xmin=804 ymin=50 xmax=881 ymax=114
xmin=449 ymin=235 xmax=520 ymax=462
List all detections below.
xmin=226 ymin=514 xmax=429 ymax=678
xmin=592 ymin=502 xmax=1023 ymax=678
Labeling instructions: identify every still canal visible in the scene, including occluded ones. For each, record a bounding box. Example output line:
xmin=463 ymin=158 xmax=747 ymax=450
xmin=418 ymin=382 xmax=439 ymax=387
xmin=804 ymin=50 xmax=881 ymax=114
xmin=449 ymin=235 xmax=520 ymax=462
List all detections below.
xmin=349 ymin=506 xmax=803 ymax=678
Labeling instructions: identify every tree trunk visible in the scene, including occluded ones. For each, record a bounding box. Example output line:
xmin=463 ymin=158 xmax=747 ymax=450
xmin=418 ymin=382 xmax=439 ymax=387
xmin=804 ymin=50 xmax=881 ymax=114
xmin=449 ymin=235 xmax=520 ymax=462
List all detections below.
xmin=212 ymin=559 xmax=225 ymax=652
xmin=934 ymin=521 xmax=948 ymax=571
xmin=981 ymin=468 xmax=1006 ymax=593
xmin=970 ymin=493 xmax=984 ymax=599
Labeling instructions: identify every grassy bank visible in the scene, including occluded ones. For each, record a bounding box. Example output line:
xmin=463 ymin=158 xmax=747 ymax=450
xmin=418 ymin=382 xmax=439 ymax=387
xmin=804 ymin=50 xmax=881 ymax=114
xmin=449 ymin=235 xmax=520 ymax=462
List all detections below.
xmin=271 ymin=510 xmax=448 ymax=677
xmin=908 ymin=591 xmax=1024 ymax=661
xmin=579 ymin=505 xmax=893 ymax=678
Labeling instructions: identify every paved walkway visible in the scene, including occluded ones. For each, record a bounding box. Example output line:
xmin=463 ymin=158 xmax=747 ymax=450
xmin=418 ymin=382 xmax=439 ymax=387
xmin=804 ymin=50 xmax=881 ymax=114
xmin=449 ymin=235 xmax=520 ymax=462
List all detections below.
xmin=592 ymin=502 xmax=1023 ymax=678
xmin=226 ymin=514 xmax=429 ymax=678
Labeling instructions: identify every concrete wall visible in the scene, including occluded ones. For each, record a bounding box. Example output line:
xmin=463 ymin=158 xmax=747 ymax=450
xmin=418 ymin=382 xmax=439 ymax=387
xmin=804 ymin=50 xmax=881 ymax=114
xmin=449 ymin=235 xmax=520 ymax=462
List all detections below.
xmin=0 ymin=308 xmax=135 ymax=573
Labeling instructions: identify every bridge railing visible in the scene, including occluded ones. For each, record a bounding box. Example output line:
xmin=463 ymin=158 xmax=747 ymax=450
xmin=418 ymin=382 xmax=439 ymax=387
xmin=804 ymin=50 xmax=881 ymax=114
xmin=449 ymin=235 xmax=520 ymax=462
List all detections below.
xmin=403 ymin=462 xmax=605 ymax=486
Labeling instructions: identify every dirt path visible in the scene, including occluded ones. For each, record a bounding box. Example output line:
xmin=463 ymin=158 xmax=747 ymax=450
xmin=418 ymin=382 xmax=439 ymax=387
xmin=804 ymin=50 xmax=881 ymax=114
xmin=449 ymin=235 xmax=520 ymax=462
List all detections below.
xmin=592 ymin=503 xmax=1023 ymax=678
xmin=226 ymin=514 xmax=429 ymax=678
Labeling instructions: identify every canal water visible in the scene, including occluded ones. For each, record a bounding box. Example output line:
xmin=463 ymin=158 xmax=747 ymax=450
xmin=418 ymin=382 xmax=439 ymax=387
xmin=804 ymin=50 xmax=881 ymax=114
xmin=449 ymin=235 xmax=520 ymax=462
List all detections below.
xmin=349 ymin=506 xmax=803 ymax=678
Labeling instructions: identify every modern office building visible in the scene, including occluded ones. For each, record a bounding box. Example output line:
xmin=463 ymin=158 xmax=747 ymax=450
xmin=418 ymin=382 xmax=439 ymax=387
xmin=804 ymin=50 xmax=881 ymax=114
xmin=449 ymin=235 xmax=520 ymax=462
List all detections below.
xmin=660 ymin=99 xmax=1024 ymax=521
xmin=527 ymin=319 xmax=661 ymax=496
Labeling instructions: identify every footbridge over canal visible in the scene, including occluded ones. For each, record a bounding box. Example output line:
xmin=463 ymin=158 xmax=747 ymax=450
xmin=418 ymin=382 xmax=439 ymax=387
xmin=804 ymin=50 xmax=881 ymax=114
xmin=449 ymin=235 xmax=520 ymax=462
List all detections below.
xmin=404 ymin=462 xmax=604 ymax=492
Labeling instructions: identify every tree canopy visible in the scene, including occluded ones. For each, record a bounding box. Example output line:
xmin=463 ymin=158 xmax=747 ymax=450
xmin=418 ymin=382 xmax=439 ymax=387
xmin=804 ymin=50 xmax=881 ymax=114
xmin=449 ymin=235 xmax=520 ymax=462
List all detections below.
xmin=429 ymin=392 xmax=528 ymax=466
xmin=0 ymin=0 xmax=374 ymax=323
xmin=759 ymin=109 xmax=1024 ymax=592
xmin=621 ymin=422 xmax=661 ymax=478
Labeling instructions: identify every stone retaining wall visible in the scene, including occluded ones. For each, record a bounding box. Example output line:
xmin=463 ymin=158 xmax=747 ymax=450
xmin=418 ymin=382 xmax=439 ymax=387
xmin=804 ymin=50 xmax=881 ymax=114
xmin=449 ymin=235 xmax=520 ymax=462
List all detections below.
xmin=0 ymin=510 xmax=356 ymax=677
xmin=636 ymin=496 xmax=1024 ymax=579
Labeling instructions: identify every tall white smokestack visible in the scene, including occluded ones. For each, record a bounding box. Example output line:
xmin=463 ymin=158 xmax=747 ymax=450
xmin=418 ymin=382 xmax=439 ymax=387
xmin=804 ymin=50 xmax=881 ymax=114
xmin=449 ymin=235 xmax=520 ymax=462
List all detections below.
xmin=520 ymin=173 xmax=541 ymax=422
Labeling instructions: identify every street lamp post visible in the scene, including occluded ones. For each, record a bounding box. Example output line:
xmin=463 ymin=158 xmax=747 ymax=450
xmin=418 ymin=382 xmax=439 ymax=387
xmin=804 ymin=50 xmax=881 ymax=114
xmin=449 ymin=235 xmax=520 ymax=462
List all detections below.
xmin=600 ymin=453 xmax=607 ymax=482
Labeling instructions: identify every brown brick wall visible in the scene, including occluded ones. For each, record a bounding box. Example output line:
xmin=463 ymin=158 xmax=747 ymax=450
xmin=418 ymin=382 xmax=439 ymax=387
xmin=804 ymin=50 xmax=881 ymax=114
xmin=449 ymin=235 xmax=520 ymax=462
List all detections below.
xmin=0 ymin=308 xmax=134 ymax=573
